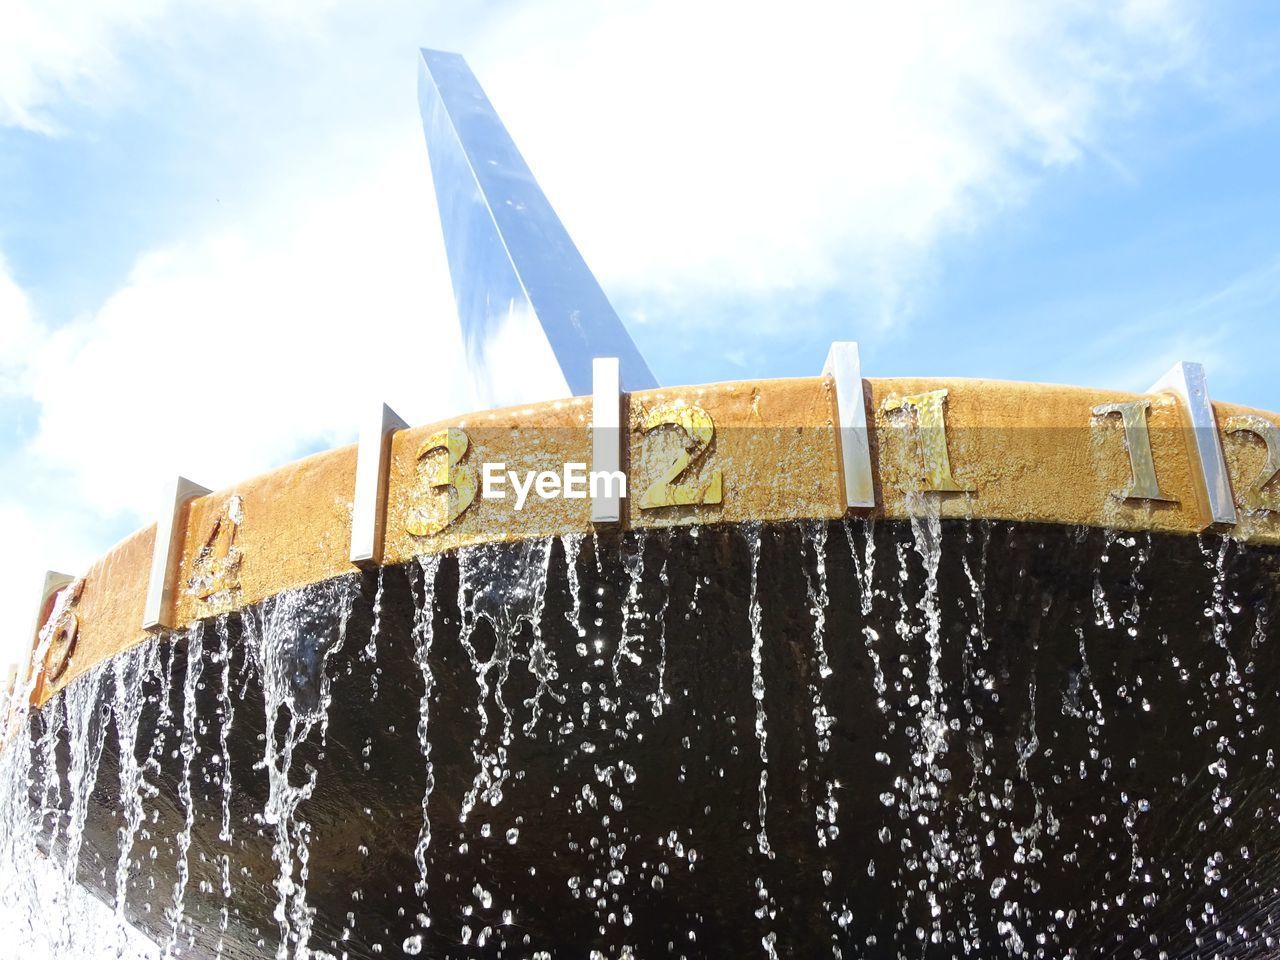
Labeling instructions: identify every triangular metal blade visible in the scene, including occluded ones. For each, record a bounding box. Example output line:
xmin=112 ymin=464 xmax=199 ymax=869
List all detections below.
xmin=417 ymin=49 xmax=658 ymax=405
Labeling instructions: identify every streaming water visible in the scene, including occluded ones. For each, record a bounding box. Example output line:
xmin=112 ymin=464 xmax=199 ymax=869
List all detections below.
xmin=745 ymin=522 xmax=773 ymax=865
xmin=243 ymin=575 xmax=357 ymax=959
xmin=411 ymin=553 xmax=443 ymax=904
xmin=845 ymin=519 xmax=886 ymax=708
xmin=211 ymin=613 xmax=236 ymax=958
xmin=562 ymin=533 xmax=586 ymax=640
xmin=111 ymin=642 xmax=158 ymax=956
xmin=1 ymin=518 xmax=1278 ymax=958
xmin=166 ymin=622 xmax=204 ymax=956
xmin=456 ymin=538 xmax=553 ymax=822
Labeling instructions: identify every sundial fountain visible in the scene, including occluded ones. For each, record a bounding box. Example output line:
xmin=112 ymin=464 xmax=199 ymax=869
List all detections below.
xmin=1 ymin=49 xmax=1279 ymax=960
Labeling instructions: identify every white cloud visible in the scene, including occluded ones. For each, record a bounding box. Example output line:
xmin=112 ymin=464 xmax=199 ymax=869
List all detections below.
xmin=475 ymin=0 xmax=1197 ymax=311
xmin=0 ymin=143 xmax=467 ymax=663
xmin=21 ymin=142 xmax=468 ymax=519
xmin=0 ymin=0 xmax=170 ymax=132
xmin=0 ymin=0 xmax=1208 ymax=671
xmin=0 ymin=255 xmax=40 ymax=393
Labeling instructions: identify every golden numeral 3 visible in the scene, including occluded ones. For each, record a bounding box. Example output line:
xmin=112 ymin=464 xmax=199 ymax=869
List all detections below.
xmin=407 ymin=427 xmax=477 ymax=535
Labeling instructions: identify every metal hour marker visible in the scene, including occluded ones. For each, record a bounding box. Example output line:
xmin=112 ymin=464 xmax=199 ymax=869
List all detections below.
xmin=592 ymin=357 xmax=623 ymax=524
xmin=143 ymin=476 xmax=211 ymax=630
xmin=822 ymin=342 xmax=875 ymax=510
xmin=351 ymin=403 xmax=409 ymax=568
xmin=1148 ymin=361 xmax=1235 ymax=526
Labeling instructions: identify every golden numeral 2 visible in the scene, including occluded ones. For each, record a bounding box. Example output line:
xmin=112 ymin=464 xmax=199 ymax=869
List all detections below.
xmin=1224 ymin=414 xmax=1280 ymax=513
xmin=407 ymin=427 xmax=477 ymax=535
xmin=637 ymin=401 xmax=724 ymax=510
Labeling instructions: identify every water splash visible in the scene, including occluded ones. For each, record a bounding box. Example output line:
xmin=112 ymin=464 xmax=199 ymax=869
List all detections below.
xmin=647 ymin=559 xmax=670 ymax=719
xmin=0 ymin=520 xmax=1276 ymax=956
xmin=745 ymin=522 xmax=772 ymax=862
xmin=61 ymin=664 xmax=113 ymax=945
xmin=244 ymin=575 xmax=357 ymax=959
xmin=411 ymin=553 xmax=443 ymax=905
xmin=456 ymin=539 xmax=553 ymax=822
xmin=111 ymin=642 xmax=159 ymax=955
xmin=562 ymin=533 xmax=587 ymax=640
xmin=845 ymin=520 xmax=886 ymax=707
xmin=213 ymin=615 xmax=235 ymax=956
xmin=165 ymin=623 xmax=205 ymax=956
xmin=617 ymin=532 xmax=648 ymax=685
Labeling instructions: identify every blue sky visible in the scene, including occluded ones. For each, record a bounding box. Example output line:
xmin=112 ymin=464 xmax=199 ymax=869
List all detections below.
xmin=1 ymin=0 xmax=1280 ymax=668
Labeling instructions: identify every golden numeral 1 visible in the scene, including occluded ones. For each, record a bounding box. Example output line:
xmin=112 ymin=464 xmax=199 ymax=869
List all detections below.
xmin=188 ymin=497 xmax=244 ymax=602
xmin=1091 ymin=400 xmax=1175 ymax=503
xmin=637 ymin=401 xmax=724 ymax=510
xmin=407 ymin=427 xmax=477 ymax=536
xmin=882 ymin=388 xmax=973 ymax=492
xmin=1224 ymin=414 xmax=1280 ymax=513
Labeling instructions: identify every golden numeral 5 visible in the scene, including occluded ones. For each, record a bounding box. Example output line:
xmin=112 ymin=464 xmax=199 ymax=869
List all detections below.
xmin=637 ymin=401 xmax=724 ymax=510
xmin=1225 ymin=414 xmax=1280 ymax=513
xmin=45 ymin=578 xmax=85 ymax=684
xmin=407 ymin=427 xmax=477 ymax=536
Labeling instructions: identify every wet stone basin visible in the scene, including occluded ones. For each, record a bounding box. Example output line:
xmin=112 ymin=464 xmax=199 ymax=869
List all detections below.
xmin=13 ymin=519 xmax=1280 ymax=958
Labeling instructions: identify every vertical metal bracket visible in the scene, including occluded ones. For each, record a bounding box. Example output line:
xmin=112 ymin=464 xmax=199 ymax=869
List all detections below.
xmin=592 ymin=357 xmax=624 ymax=524
xmin=143 ymin=477 xmax=211 ymax=630
xmin=351 ymin=403 xmax=409 ymax=569
xmin=823 ymin=342 xmax=876 ymax=509
xmin=1148 ymin=361 xmax=1237 ymax=527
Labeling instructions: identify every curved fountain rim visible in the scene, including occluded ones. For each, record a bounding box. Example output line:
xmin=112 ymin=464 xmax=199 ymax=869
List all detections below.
xmin=13 ymin=372 xmax=1280 ymax=708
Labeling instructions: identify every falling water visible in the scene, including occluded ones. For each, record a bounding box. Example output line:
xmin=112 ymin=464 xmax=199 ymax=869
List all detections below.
xmin=213 ymin=614 xmax=235 ymax=956
xmin=617 ymin=532 xmax=648 ymax=686
xmin=244 ymin=575 xmax=357 ymax=959
xmin=411 ymin=553 xmax=443 ymax=904
xmin=456 ymin=539 xmax=553 ymax=822
xmin=562 ymin=533 xmax=586 ymax=640
xmin=745 ymin=522 xmax=772 ymax=863
xmin=166 ymin=623 xmax=205 ymax=956
xmin=111 ymin=642 xmax=159 ymax=955
xmin=845 ymin=520 xmax=886 ymax=706
xmin=1 ymin=519 xmax=1278 ymax=957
